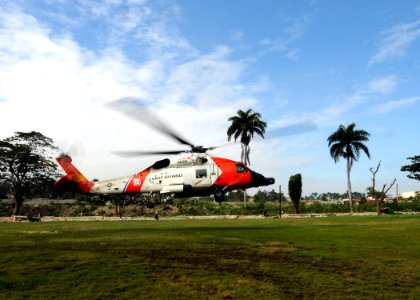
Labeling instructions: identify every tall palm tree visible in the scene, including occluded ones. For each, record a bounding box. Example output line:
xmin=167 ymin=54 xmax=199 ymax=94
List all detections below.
xmin=327 ymin=123 xmax=370 ymax=213
xmin=227 ymin=109 xmax=267 ymax=165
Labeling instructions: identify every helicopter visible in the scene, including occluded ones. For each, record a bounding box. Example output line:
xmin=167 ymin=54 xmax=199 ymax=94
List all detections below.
xmin=54 ymin=98 xmax=315 ymax=205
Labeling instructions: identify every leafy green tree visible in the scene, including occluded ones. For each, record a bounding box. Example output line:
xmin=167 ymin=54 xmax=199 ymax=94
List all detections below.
xmin=308 ymin=192 xmax=319 ymax=200
xmin=366 ymin=187 xmax=382 ymax=199
xmin=401 ymin=155 xmax=420 ymax=181
xmin=227 ymin=109 xmax=267 ymax=166
xmin=267 ymin=189 xmax=278 ymax=201
xmin=327 ymin=123 xmax=370 ymax=213
xmin=352 ymin=191 xmax=366 ymax=201
xmin=0 ymin=180 xmax=11 ymax=199
xmin=253 ymin=190 xmax=268 ymax=202
xmin=0 ymin=131 xmax=59 ymax=215
xmin=225 ymin=190 xmax=246 ymax=202
xmin=288 ymin=174 xmax=302 ymax=214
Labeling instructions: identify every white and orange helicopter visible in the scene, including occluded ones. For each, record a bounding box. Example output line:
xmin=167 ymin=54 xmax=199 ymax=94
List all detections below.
xmin=54 ymin=98 xmax=315 ymax=205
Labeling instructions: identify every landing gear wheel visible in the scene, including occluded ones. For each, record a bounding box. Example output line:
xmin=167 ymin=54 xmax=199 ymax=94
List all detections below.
xmin=214 ymin=188 xmax=225 ymax=203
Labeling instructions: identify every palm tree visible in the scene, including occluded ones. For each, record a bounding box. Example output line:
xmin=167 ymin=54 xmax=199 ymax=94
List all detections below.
xmin=227 ymin=109 xmax=267 ymax=166
xmin=327 ymin=123 xmax=370 ymax=213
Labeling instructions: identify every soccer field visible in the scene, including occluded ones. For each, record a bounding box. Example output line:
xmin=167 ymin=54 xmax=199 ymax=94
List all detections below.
xmin=0 ymin=216 xmax=419 ymax=299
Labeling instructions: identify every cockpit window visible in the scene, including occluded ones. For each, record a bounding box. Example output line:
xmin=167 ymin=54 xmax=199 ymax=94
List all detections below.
xmin=196 ymin=169 xmax=207 ymax=178
xmin=236 ymin=164 xmax=247 ymax=173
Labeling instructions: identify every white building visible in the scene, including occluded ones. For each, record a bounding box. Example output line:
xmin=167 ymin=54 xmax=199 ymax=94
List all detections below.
xmin=401 ymin=191 xmax=419 ymax=199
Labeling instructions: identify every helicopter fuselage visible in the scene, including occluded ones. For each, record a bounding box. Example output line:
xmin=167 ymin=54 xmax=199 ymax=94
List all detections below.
xmin=54 ymin=153 xmax=275 ymax=202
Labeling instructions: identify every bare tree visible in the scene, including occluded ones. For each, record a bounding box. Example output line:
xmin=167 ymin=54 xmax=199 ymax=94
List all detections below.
xmin=369 ymin=161 xmax=396 ymax=215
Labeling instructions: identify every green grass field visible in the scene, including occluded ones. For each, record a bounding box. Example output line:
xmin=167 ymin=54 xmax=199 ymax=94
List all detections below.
xmin=0 ymin=216 xmax=419 ymax=299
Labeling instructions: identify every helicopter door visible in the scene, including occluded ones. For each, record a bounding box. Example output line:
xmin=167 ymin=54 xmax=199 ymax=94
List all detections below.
xmin=210 ymin=162 xmax=219 ymax=183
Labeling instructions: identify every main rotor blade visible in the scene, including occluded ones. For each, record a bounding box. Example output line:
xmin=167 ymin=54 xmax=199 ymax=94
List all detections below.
xmin=265 ymin=120 xmax=317 ymax=139
xmin=105 ymin=98 xmax=195 ymax=148
xmin=66 ymin=139 xmax=85 ymax=157
xmin=111 ymin=150 xmax=185 ymax=157
xmin=57 ymin=139 xmax=86 ymax=157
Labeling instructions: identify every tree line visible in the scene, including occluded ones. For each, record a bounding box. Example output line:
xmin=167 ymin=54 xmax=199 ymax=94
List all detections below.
xmin=1 ymin=110 xmax=419 ymax=216
xmin=226 ymin=110 xmax=418 ymax=215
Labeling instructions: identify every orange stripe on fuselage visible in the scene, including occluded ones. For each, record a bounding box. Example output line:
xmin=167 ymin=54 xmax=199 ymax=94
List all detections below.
xmin=124 ymin=168 xmax=151 ymax=193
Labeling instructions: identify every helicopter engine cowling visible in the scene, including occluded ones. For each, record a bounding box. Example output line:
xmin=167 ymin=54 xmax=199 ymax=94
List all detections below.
xmin=161 ymin=184 xmax=187 ymax=194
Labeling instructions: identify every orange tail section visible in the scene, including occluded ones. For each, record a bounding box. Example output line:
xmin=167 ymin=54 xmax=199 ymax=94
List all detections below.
xmin=54 ymin=154 xmax=93 ymax=193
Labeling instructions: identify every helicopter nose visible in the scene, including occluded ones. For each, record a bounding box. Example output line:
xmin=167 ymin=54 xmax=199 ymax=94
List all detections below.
xmin=250 ymin=170 xmax=275 ymax=187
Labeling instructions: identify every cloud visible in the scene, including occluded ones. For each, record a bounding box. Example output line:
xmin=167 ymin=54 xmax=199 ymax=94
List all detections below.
xmin=362 ymin=75 xmax=399 ymax=95
xmin=99 ymin=0 xmax=194 ymax=56
xmin=313 ymin=75 xmax=399 ymax=125
xmin=258 ymin=38 xmax=286 ymax=51
xmin=258 ymin=9 xmax=315 ymax=60
xmin=12 ymin=0 xmax=194 ymax=58
xmin=0 ymin=5 xmax=270 ymax=180
xmin=283 ymin=13 xmax=313 ymax=41
xmin=369 ymin=19 xmax=420 ymax=65
xmin=373 ymin=97 xmax=420 ymax=114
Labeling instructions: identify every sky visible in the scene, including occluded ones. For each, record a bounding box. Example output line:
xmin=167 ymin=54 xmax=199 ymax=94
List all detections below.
xmin=0 ymin=0 xmax=419 ymax=197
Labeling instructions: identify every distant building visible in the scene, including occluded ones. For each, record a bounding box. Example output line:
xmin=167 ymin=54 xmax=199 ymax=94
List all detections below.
xmin=366 ymin=197 xmax=376 ymax=205
xmin=401 ymin=191 xmax=419 ymax=199
xmin=366 ymin=197 xmax=393 ymax=204
xmin=319 ymin=199 xmax=343 ymax=205
xmin=342 ymin=198 xmax=360 ymax=205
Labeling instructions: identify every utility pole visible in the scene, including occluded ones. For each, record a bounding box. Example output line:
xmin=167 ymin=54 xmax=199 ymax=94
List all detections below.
xmin=279 ymin=184 xmax=282 ymax=218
